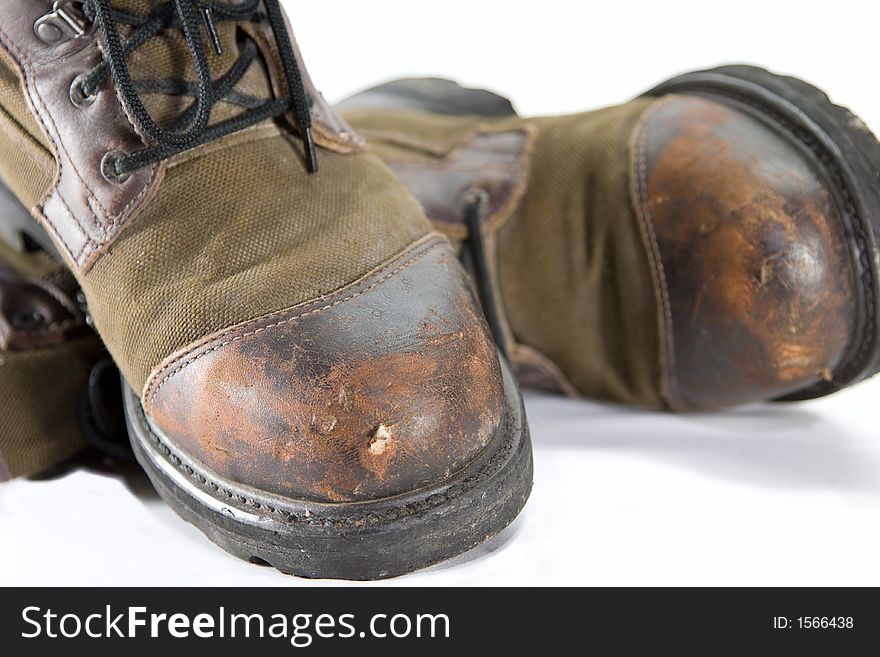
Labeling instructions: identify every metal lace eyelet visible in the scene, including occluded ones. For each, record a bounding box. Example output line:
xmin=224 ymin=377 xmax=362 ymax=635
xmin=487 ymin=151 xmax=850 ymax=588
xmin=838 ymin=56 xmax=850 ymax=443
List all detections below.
xmin=69 ymin=73 xmax=97 ymax=108
xmin=34 ymin=1 xmax=94 ymax=45
xmin=34 ymin=20 xmax=64 ymax=44
xmin=11 ymin=310 xmax=46 ymax=331
xmin=100 ymin=151 xmax=131 ymax=185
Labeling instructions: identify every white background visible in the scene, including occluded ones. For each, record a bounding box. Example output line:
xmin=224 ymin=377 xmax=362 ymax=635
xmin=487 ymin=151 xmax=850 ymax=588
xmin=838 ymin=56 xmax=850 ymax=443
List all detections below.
xmin=3 ymin=0 xmax=880 ymax=586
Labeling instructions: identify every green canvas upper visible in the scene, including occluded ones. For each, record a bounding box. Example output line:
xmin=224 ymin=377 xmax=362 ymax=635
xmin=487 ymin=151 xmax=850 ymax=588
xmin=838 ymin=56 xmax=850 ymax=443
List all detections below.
xmin=342 ymin=99 xmax=665 ymax=407
xmin=0 ymin=3 xmax=433 ymax=394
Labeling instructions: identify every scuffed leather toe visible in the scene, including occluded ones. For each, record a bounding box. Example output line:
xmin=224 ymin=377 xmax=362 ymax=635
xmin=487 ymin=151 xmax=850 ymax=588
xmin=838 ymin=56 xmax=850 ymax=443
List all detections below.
xmin=142 ymin=235 xmax=504 ymax=503
xmin=633 ymin=95 xmax=858 ymax=411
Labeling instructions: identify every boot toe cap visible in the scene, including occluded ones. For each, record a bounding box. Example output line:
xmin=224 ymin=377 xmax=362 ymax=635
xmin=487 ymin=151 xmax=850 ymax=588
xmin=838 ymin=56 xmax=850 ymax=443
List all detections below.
xmin=143 ymin=237 xmax=505 ymax=502
xmin=634 ymin=95 xmax=859 ymax=410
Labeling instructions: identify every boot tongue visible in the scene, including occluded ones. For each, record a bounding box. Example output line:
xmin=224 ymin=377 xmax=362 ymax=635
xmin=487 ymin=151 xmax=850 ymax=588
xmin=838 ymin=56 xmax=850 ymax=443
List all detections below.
xmin=105 ymin=0 xmax=273 ymax=127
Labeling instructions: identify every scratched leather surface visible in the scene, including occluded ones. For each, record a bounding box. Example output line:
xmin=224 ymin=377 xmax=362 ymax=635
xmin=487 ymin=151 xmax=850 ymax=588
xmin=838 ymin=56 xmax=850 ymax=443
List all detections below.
xmin=148 ymin=237 xmax=506 ymax=503
xmin=633 ymin=95 xmax=857 ymax=410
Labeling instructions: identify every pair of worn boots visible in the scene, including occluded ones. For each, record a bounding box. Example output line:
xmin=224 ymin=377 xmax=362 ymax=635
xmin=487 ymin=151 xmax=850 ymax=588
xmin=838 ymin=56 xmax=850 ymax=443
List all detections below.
xmin=2 ymin=1 xmax=879 ymax=580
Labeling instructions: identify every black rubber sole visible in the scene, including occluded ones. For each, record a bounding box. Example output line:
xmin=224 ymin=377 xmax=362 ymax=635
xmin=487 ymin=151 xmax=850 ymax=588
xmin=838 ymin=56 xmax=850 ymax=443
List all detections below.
xmin=124 ymin=358 xmax=533 ymax=581
xmin=645 ymin=65 xmax=880 ymax=399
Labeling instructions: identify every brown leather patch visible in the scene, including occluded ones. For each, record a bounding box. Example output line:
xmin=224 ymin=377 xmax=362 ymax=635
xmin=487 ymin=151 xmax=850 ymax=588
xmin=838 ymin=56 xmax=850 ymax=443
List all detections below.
xmin=0 ymin=1 xmax=161 ymax=272
xmin=147 ymin=236 xmax=505 ymax=503
xmin=0 ymin=260 xmax=85 ymax=351
xmin=385 ymin=128 xmax=535 ymax=240
xmin=0 ymin=2 xmax=363 ymax=272
xmin=383 ymin=128 xmax=535 ymax=360
xmin=632 ymin=95 xmax=857 ymax=410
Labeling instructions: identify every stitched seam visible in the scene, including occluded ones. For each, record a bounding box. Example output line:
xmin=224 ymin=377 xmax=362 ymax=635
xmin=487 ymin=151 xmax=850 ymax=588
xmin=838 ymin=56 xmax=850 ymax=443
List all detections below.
xmin=147 ymin=244 xmax=437 ymax=409
xmin=390 ymin=127 xmax=537 ymax=356
xmin=0 ymin=30 xmax=56 ymax=173
xmin=386 ymin=126 xmax=536 ymax=235
xmin=81 ymin=161 xmax=160 ymax=272
xmin=386 ymin=126 xmax=532 ymax=171
xmin=144 ymin=234 xmax=443 ymax=400
xmin=0 ymin=23 xmax=158 ymax=268
xmin=485 ymin=125 xmax=538 ymax=234
xmin=37 ymin=201 xmax=79 ymax=261
xmin=100 ymin=163 xmax=159 ymax=233
xmin=632 ymin=99 xmax=680 ymax=409
xmin=0 ymin=29 xmax=84 ymax=256
xmin=0 ymin=26 xmax=100 ymax=261
xmin=88 ymin=35 xmax=161 ymax=235
xmin=48 ymin=193 xmax=89 ymax=262
xmin=145 ymin=238 xmax=443 ymax=411
xmin=20 ymin=49 xmax=111 ymax=229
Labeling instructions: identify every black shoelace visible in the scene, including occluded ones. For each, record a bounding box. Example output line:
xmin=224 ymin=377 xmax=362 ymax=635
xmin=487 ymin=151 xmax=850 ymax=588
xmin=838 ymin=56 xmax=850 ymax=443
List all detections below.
xmin=460 ymin=190 xmax=508 ymax=357
xmin=80 ymin=0 xmax=318 ymax=179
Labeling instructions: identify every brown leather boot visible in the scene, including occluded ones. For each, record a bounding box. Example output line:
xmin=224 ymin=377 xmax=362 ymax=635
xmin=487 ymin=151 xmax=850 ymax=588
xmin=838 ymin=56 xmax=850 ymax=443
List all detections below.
xmin=339 ymin=67 xmax=880 ymax=412
xmin=0 ymin=187 xmax=96 ymax=480
xmin=0 ymin=1 xmax=531 ymax=579
xmin=1 ymin=183 xmax=129 ymax=481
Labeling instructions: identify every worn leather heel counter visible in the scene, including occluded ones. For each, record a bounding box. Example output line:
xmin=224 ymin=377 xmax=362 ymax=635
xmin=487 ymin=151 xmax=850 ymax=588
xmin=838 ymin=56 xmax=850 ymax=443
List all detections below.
xmin=632 ymin=95 xmax=858 ymax=411
xmin=146 ymin=236 xmax=506 ymax=504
